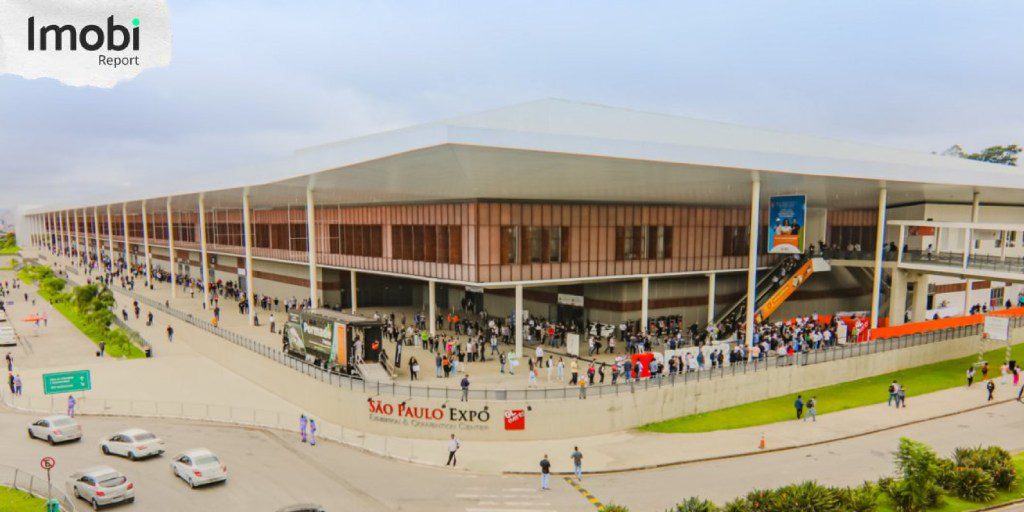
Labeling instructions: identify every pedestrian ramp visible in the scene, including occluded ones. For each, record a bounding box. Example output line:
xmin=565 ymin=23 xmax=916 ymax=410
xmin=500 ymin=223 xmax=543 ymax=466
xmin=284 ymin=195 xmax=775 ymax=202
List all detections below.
xmin=357 ymin=362 xmax=394 ymax=384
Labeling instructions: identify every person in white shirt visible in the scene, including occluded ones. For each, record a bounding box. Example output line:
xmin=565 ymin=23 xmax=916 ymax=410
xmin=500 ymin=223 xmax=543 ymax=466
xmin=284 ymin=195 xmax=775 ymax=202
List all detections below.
xmin=445 ymin=434 xmax=460 ymax=467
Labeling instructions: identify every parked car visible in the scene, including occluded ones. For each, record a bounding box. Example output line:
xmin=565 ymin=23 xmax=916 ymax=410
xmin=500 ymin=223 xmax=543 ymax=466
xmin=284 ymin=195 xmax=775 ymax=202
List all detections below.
xmin=100 ymin=428 xmax=165 ymax=460
xmin=66 ymin=466 xmax=135 ymax=510
xmin=27 ymin=415 xmax=82 ymax=444
xmin=170 ymin=448 xmax=227 ymax=488
xmin=275 ymin=505 xmax=326 ymax=512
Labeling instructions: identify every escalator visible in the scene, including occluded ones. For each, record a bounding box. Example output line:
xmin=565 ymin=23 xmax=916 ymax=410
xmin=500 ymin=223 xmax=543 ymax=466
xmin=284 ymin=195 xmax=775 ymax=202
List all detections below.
xmin=711 ymin=254 xmax=830 ymax=339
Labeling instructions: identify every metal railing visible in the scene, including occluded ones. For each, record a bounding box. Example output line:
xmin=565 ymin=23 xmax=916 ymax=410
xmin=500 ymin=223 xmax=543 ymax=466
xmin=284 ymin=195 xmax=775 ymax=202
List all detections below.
xmin=31 ymin=255 xmax=1024 ymax=402
xmin=0 ymin=463 xmax=75 ymax=511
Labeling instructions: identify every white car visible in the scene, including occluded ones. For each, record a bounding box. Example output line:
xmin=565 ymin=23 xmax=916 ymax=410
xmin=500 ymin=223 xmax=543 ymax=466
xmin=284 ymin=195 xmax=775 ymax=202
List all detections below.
xmin=67 ymin=466 xmax=135 ymax=510
xmin=27 ymin=415 xmax=82 ymax=444
xmin=170 ymin=448 xmax=228 ymax=488
xmin=100 ymin=428 xmax=165 ymax=460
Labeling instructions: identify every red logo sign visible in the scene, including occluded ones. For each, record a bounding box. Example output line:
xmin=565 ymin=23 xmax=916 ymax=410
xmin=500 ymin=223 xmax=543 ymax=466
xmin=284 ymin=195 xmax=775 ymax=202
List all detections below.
xmin=504 ymin=409 xmax=525 ymax=430
xmin=40 ymin=457 xmax=56 ymax=470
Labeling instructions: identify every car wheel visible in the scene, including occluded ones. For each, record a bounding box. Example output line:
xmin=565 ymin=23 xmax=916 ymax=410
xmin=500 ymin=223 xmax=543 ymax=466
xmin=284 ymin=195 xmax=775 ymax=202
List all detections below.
xmin=189 ymin=477 xmax=197 ymax=488
xmin=128 ymin=451 xmax=137 ymax=461
xmin=47 ymin=435 xmax=55 ymax=445
xmin=27 ymin=429 xmax=34 ymax=439
xmin=101 ymin=445 xmax=110 ymax=455
xmin=73 ymin=487 xmax=81 ymax=498
xmin=91 ymin=498 xmax=100 ymax=510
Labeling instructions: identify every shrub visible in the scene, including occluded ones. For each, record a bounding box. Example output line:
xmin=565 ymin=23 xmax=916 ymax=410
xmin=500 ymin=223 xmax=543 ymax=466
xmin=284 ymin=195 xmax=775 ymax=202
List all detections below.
xmin=743 ymin=489 xmax=779 ymax=511
xmin=952 ymin=445 xmax=1017 ymax=490
xmin=882 ymin=479 xmax=942 ymax=512
xmin=935 ymin=458 xmax=956 ymax=490
xmin=834 ymin=482 xmax=878 ymax=512
xmin=602 ymin=504 xmax=630 ymax=512
xmin=669 ymin=497 xmax=719 ymax=512
xmin=777 ymin=481 xmax=839 ymax=511
xmin=888 ymin=438 xmax=943 ymax=511
xmin=721 ymin=498 xmax=752 ymax=512
xmin=949 ymin=467 xmax=996 ymax=502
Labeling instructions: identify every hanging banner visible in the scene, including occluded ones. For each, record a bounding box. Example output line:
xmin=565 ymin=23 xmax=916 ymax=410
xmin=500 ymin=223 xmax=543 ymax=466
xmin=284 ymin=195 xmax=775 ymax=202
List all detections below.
xmin=768 ymin=195 xmax=806 ymax=254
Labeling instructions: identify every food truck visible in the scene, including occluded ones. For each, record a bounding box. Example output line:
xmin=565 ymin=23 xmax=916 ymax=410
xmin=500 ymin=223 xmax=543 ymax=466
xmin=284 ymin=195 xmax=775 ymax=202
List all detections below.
xmin=283 ymin=309 xmax=385 ymax=375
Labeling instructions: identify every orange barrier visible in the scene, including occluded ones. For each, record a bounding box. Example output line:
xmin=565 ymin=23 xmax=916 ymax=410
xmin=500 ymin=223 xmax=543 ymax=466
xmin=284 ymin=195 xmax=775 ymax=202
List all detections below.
xmin=869 ymin=307 xmax=1024 ymax=340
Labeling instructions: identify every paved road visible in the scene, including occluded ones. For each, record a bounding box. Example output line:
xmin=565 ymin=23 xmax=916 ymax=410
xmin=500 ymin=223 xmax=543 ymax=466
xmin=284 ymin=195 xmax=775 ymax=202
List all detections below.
xmin=0 ymin=408 xmax=589 ymax=512
xmin=589 ymin=400 xmax=1024 ymax=510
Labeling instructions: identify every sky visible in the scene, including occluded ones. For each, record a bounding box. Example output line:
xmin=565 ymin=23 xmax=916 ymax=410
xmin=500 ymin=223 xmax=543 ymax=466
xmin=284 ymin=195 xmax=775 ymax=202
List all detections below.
xmin=2 ymin=0 xmax=1024 ymax=213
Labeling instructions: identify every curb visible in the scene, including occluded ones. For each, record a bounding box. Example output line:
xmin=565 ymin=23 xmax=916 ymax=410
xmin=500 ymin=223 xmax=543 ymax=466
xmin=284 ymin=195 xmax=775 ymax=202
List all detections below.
xmin=504 ymin=397 xmax=1020 ymax=475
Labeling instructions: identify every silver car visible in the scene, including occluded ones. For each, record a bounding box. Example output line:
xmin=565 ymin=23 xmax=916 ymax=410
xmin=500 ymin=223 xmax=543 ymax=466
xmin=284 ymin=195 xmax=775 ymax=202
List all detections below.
xmin=27 ymin=415 xmax=82 ymax=444
xmin=170 ymin=448 xmax=228 ymax=488
xmin=100 ymin=428 xmax=165 ymax=460
xmin=67 ymin=466 xmax=135 ymax=509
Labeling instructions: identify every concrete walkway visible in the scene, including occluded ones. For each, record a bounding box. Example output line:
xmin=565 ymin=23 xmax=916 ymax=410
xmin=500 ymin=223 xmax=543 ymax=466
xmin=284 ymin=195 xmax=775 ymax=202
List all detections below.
xmin=14 ymin=249 xmax=1024 ymax=475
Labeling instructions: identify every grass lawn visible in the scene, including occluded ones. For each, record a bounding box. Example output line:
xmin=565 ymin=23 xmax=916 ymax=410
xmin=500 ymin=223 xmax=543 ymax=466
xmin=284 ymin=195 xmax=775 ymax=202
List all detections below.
xmin=642 ymin=342 xmax=1024 ymax=433
xmin=877 ymin=453 xmax=1024 ymax=511
xmin=0 ymin=486 xmax=46 ymax=511
xmin=0 ymin=245 xmax=20 ymax=255
xmin=18 ymin=268 xmax=145 ymax=359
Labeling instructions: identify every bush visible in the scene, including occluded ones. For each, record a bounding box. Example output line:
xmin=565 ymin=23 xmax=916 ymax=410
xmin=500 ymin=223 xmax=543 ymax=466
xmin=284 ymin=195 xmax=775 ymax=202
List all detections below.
xmin=669 ymin=497 xmax=719 ymax=512
xmin=882 ymin=479 xmax=942 ymax=512
xmin=743 ymin=489 xmax=779 ymax=511
xmin=887 ymin=438 xmax=943 ymax=511
xmin=952 ymin=445 xmax=1017 ymax=490
xmin=602 ymin=504 xmax=630 ymax=512
xmin=721 ymin=499 xmax=752 ymax=512
xmin=833 ymin=482 xmax=878 ymax=512
xmin=949 ymin=467 xmax=997 ymax=502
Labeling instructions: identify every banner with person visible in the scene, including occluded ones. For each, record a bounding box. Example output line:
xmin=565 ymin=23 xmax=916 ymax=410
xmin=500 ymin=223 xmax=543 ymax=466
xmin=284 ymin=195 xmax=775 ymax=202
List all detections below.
xmin=768 ymin=195 xmax=806 ymax=253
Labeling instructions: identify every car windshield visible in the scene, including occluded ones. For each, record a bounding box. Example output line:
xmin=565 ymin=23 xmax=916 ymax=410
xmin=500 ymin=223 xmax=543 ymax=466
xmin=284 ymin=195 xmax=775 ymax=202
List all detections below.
xmin=51 ymin=418 xmax=74 ymax=427
xmin=98 ymin=475 xmax=127 ymax=488
xmin=133 ymin=433 xmax=156 ymax=441
xmin=194 ymin=455 xmax=219 ymax=466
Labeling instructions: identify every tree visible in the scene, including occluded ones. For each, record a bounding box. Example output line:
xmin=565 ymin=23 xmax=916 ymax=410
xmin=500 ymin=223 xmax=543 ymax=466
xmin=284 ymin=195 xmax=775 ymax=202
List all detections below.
xmin=963 ymin=144 xmax=1020 ymax=166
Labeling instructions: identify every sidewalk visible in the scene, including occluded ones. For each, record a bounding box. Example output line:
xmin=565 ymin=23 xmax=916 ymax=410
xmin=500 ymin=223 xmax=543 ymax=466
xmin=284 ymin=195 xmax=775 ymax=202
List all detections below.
xmin=15 ymin=249 xmax=1024 ymax=475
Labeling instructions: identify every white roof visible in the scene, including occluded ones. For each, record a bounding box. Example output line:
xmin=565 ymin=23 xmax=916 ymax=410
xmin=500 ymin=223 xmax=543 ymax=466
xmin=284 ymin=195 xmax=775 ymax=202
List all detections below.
xmin=28 ymin=99 xmax=1024 ymax=213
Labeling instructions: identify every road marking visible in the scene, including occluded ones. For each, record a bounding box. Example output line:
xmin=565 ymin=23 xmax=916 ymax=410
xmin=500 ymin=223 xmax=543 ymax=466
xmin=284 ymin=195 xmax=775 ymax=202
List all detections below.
xmin=564 ymin=477 xmax=604 ymax=510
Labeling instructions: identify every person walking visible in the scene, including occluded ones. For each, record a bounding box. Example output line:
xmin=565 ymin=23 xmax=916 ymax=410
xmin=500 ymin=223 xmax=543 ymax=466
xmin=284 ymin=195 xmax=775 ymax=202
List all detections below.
xmin=794 ymin=395 xmax=804 ymax=420
xmin=4 ymin=352 xmax=12 ymax=372
xmin=967 ymin=367 xmax=975 ymax=387
xmin=804 ymin=396 xmax=817 ymax=422
xmin=888 ymin=380 xmax=900 ymax=406
xmin=569 ymin=359 xmax=579 ymax=385
xmin=308 ymin=419 xmax=317 ymax=446
xmin=67 ymin=395 xmax=76 ymax=417
xmin=898 ymin=386 xmax=907 ymax=408
xmin=13 ymin=374 xmax=21 ymax=396
xmin=539 ymin=454 xmax=551 ymax=490
xmin=166 ymin=325 xmax=174 ymax=342
xmin=299 ymin=414 xmax=308 ymax=443
xmin=986 ymin=380 xmax=996 ymax=401
xmin=578 ymin=376 xmax=587 ymax=399
xmin=446 ymin=434 xmax=460 ymax=467
xmin=570 ymin=446 xmax=583 ymax=481
xmin=460 ymin=375 xmax=470 ymax=402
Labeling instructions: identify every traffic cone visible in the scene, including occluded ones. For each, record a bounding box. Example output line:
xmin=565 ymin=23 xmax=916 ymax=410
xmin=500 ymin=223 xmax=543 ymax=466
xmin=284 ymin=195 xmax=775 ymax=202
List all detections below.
xmin=758 ymin=433 xmax=766 ymax=450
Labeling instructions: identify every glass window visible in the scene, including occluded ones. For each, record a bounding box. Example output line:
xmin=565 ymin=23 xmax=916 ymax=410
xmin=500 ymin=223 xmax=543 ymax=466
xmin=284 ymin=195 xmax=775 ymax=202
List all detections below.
xmin=655 ymin=226 xmax=666 ymax=259
xmin=624 ymin=227 xmax=635 ymax=260
xmin=501 ymin=226 xmax=519 ymax=264
xmin=549 ymin=227 xmax=562 ymax=263
xmin=529 ymin=227 xmax=543 ymax=263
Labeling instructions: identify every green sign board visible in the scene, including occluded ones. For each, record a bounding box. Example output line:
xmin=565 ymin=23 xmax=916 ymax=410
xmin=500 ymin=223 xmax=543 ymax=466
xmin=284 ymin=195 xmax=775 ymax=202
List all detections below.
xmin=42 ymin=370 xmax=92 ymax=395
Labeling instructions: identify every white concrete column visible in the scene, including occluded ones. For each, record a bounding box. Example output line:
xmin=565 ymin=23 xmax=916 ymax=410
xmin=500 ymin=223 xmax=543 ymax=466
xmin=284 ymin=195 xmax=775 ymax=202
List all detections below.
xmin=141 ymin=201 xmax=152 ymax=286
xmin=896 ymin=224 xmax=906 ymax=265
xmin=73 ymin=209 xmax=80 ymax=262
xmin=888 ymin=269 xmax=908 ymax=326
xmin=198 ymin=194 xmax=211 ymax=309
xmin=242 ymin=190 xmax=255 ymax=326
xmin=707 ymin=273 xmax=716 ymax=324
xmin=962 ymin=227 xmax=971 ymax=270
xmin=92 ymin=207 xmax=102 ymax=266
xmin=971 ymin=191 xmax=981 ymax=223
xmin=106 ymin=206 xmax=115 ymax=267
xmin=83 ymin=209 xmax=92 ymax=268
xmin=744 ymin=177 xmax=761 ymax=347
xmin=514 ymin=284 xmax=524 ymax=357
xmin=1000 ymin=230 xmax=1007 ymax=262
xmin=121 ymin=204 xmax=130 ymax=271
xmin=870 ymin=186 xmax=887 ymax=329
xmin=305 ymin=188 xmax=318 ymax=308
xmin=640 ymin=276 xmax=650 ymax=333
xmin=350 ymin=271 xmax=357 ymax=313
xmin=166 ymin=198 xmax=176 ymax=299
xmin=62 ymin=211 xmax=69 ymax=256
xmin=428 ymin=280 xmax=437 ymax=337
